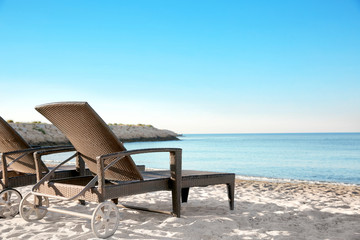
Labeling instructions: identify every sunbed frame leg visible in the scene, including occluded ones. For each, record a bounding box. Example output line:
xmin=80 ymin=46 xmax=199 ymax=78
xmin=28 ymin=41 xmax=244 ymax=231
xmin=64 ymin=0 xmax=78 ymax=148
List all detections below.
xmin=76 ymin=154 xmax=86 ymax=177
xmin=227 ymin=183 xmax=235 ymax=210
xmin=172 ymin=187 xmax=181 ymax=217
xmin=75 ymin=155 xmax=87 ymax=205
xmin=170 ymin=150 xmax=182 ymax=218
xmin=181 ymin=188 xmax=190 ymax=203
xmin=1 ymin=154 xmax=8 ymax=188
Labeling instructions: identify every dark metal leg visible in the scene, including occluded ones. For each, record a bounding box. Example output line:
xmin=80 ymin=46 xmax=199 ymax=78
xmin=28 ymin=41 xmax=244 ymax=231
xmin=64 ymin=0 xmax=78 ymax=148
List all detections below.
xmin=182 ymin=188 xmax=190 ymax=203
xmin=172 ymin=186 xmax=181 ymax=217
xmin=170 ymin=150 xmax=182 ymax=218
xmin=227 ymin=183 xmax=235 ymax=210
xmin=76 ymin=154 xmax=86 ymax=176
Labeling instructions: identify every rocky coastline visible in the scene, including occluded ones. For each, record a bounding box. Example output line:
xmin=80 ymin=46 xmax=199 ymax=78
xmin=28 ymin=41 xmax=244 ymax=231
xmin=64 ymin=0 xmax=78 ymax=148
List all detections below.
xmin=10 ymin=122 xmax=179 ymax=146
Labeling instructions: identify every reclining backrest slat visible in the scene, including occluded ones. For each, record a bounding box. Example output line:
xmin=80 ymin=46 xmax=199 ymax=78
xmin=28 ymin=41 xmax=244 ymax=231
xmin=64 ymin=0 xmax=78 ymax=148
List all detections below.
xmin=35 ymin=102 xmax=143 ymax=181
xmin=0 ymin=116 xmax=48 ymax=174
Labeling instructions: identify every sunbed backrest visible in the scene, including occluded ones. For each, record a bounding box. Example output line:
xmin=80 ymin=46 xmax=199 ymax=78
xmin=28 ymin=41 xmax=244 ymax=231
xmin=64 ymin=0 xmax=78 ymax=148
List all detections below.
xmin=0 ymin=116 xmax=48 ymax=174
xmin=35 ymin=102 xmax=143 ymax=181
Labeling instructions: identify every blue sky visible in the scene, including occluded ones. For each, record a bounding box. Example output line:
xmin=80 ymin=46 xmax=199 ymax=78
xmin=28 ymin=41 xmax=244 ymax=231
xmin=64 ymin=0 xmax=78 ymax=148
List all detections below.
xmin=0 ymin=0 xmax=359 ymax=133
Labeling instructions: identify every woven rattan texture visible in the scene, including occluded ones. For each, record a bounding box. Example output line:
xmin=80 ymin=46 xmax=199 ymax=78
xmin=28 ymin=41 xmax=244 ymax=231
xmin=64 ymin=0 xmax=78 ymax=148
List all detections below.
xmin=38 ymin=180 xmax=101 ymax=202
xmin=0 ymin=169 xmax=89 ymax=190
xmin=41 ymin=176 xmax=170 ymax=202
xmin=35 ymin=102 xmax=142 ymax=181
xmin=0 ymin=116 xmax=48 ymax=174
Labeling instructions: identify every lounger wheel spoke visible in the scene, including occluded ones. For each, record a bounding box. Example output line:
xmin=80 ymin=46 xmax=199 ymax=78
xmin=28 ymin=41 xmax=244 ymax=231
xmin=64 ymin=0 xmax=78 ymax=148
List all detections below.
xmin=19 ymin=193 xmax=49 ymax=222
xmin=0 ymin=189 xmax=22 ymax=218
xmin=91 ymin=201 xmax=120 ymax=239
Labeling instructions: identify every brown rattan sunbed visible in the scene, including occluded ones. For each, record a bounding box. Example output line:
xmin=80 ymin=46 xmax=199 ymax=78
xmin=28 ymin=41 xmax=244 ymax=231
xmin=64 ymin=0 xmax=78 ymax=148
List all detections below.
xmin=19 ymin=102 xmax=235 ymax=238
xmin=0 ymin=116 xmax=89 ymax=218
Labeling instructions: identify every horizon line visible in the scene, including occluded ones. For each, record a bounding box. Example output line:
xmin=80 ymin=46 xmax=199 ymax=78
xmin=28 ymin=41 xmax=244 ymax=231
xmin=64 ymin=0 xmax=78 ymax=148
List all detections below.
xmin=180 ymin=132 xmax=360 ymax=135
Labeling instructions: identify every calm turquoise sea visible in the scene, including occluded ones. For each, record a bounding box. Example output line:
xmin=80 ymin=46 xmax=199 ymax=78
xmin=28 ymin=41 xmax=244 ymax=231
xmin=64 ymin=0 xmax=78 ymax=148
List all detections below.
xmin=45 ymin=133 xmax=360 ymax=185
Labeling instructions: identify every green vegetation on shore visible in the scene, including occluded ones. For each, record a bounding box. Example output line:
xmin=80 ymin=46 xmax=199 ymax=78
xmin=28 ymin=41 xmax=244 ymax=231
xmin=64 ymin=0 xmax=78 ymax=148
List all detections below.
xmin=8 ymin=121 xmax=179 ymax=146
xmin=108 ymin=123 xmax=154 ymax=128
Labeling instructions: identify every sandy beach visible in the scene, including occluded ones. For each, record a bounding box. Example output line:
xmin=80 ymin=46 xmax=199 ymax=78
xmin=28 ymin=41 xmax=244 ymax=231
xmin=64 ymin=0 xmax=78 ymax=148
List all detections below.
xmin=1 ymin=178 xmax=359 ymax=240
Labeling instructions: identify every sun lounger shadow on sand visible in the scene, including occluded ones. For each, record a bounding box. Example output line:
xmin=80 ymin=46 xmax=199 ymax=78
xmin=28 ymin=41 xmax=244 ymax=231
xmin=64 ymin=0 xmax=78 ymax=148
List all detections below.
xmin=19 ymin=101 xmax=235 ymax=238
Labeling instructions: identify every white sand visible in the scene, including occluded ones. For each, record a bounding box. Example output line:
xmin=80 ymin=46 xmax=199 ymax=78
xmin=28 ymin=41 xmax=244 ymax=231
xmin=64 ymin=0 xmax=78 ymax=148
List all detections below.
xmin=1 ymin=179 xmax=360 ymax=240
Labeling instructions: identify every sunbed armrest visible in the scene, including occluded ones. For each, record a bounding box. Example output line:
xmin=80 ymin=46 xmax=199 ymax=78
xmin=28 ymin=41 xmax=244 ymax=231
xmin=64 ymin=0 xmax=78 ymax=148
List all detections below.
xmin=98 ymin=148 xmax=182 ymax=174
xmin=96 ymin=148 xmax=182 ymax=205
xmin=33 ymin=147 xmax=86 ymax=176
xmin=33 ymin=146 xmax=75 ymax=157
xmin=1 ymin=145 xmax=74 ymax=187
xmin=2 ymin=145 xmax=73 ymax=157
xmin=98 ymin=148 xmax=182 ymax=177
xmin=33 ymin=146 xmax=76 ymax=181
xmin=1 ymin=147 xmax=43 ymax=180
xmin=32 ymin=151 xmax=78 ymax=192
xmin=2 ymin=145 xmax=74 ymax=168
xmin=99 ymin=148 xmax=182 ymax=160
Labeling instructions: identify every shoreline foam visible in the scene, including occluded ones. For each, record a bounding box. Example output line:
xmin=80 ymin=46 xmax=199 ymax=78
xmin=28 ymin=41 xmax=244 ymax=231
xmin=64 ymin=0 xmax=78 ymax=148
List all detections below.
xmin=235 ymin=175 xmax=360 ymax=187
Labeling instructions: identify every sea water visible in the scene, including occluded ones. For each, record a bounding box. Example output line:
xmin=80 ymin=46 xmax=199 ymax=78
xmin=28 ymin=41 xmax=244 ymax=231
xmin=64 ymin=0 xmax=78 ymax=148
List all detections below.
xmin=44 ymin=133 xmax=360 ymax=185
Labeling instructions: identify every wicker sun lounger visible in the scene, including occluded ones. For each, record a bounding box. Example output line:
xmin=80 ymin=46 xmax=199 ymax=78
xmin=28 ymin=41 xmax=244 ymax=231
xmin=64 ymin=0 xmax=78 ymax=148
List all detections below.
xmin=0 ymin=116 xmax=89 ymax=218
xmin=19 ymin=102 xmax=235 ymax=238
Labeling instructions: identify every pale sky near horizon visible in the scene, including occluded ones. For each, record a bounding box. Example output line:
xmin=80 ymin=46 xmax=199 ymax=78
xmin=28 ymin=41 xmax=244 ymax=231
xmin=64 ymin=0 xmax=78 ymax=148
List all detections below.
xmin=0 ymin=0 xmax=359 ymax=134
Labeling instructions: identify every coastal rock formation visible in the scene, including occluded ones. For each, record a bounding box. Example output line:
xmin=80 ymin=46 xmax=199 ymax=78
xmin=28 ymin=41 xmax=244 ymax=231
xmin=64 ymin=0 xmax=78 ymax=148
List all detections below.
xmin=10 ymin=122 xmax=179 ymax=146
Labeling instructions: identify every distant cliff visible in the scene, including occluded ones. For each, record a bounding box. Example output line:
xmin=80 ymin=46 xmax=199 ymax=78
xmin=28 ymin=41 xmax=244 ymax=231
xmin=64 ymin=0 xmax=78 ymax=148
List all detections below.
xmin=10 ymin=122 xmax=179 ymax=146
